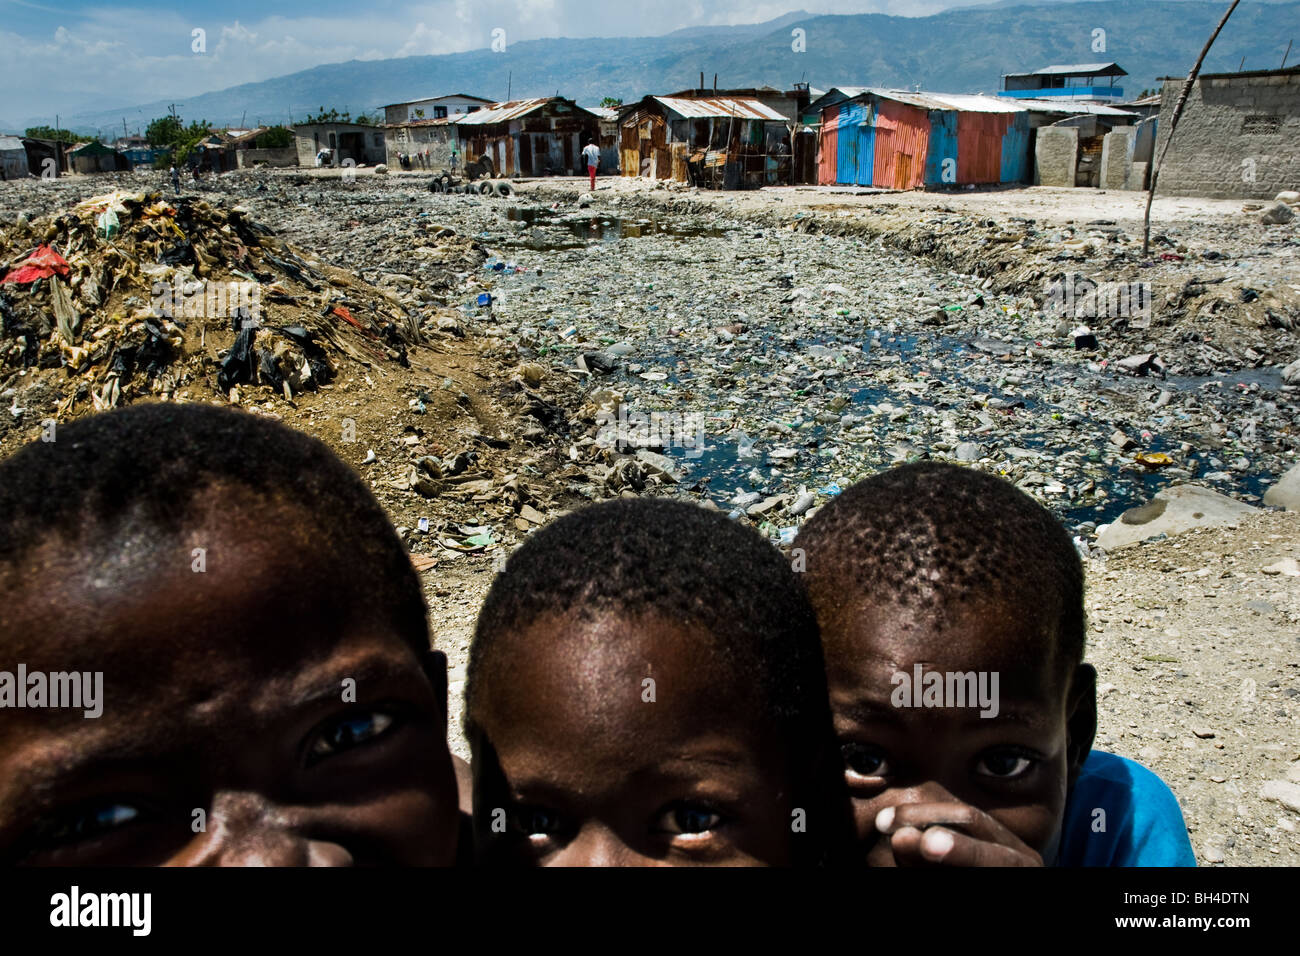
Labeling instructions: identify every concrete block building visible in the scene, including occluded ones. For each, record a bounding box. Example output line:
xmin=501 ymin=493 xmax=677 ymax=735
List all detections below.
xmin=1153 ymin=66 xmax=1300 ymax=199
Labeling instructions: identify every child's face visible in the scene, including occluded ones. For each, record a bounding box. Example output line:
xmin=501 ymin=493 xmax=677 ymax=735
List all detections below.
xmin=0 ymin=495 xmax=459 ymax=866
xmin=469 ymin=612 xmax=796 ymax=866
xmin=819 ymin=595 xmax=1093 ymax=866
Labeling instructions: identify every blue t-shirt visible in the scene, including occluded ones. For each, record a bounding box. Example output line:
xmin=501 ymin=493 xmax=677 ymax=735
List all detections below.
xmin=1055 ymin=751 xmax=1197 ymax=866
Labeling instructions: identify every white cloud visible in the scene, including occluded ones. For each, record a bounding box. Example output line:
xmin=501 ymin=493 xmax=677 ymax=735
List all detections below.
xmin=4 ymin=1 xmax=988 ymax=127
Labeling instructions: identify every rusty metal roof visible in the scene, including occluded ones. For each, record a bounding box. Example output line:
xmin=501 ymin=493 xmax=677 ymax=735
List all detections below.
xmin=455 ymin=97 xmax=598 ymax=126
xmin=651 ymin=96 xmax=787 ymax=121
xmin=453 ymin=98 xmax=552 ymax=125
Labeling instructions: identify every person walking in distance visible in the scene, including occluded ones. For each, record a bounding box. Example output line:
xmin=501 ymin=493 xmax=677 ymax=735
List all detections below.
xmin=582 ymin=139 xmax=600 ymax=191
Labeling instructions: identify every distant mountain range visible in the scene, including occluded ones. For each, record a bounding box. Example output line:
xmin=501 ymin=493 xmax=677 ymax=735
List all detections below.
xmin=14 ymin=1 xmax=1298 ymax=134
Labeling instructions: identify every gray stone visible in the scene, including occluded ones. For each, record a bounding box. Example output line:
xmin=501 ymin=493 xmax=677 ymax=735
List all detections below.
xmin=1260 ymin=202 xmax=1295 ymax=225
xmin=1283 ymin=357 xmax=1300 ymax=385
xmin=634 ymin=449 xmax=679 ymax=482
xmin=1096 ymin=484 xmax=1259 ymax=551
xmin=1264 ymin=462 xmax=1300 ymax=511
xmin=1116 ymin=353 xmax=1165 ymax=377
xmin=746 ymin=494 xmax=787 ymax=516
xmin=1261 ymin=780 xmax=1300 ymax=813
xmin=954 ymin=441 xmax=983 ymax=461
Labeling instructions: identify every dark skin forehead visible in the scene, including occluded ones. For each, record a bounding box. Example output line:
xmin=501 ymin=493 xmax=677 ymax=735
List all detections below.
xmin=0 ymin=489 xmax=457 ymax=866
xmin=469 ymin=611 xmax=798 ymax=865
xmin=472 ymin=611 xmax=779 ymax=791
xmin=820 ymin=595 xmax=1069 ymax=717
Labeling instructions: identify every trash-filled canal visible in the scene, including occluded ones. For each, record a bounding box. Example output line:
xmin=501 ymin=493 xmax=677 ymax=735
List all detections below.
xmin=472 ymin=203 xmax=1290 ymax=543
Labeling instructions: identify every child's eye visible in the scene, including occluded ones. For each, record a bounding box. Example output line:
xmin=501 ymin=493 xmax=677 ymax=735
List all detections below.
xmin=28 ymin=801 xmax=142 ymax=853
xmin=512 ymin=806 xmax=563 ymax=836
xmin=841 ymin=743 xmax=889 ymax=779
xmin=308 ymin=710 xmax=397 ymax=762
xmin=976 ymin=751 xmax=1036 ymax=779
xmin=658 ymin=805 xmax=723 ymax=835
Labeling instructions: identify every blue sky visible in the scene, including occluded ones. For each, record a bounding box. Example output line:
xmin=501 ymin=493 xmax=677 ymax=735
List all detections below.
xmin=4 ymin=1 xmax=1017 ymax=126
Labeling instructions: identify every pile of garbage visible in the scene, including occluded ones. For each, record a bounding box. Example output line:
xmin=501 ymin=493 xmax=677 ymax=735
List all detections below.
xmin=0 ymin=190 xmax=427 ymax=425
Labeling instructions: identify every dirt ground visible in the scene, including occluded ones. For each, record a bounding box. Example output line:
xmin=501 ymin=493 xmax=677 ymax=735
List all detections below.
xmin=1084 ymin=511 xmax=1300 ymax=866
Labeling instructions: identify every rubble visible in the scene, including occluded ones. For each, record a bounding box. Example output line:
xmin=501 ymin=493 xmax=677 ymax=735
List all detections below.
xmin=1095 ymin=484 xmax=1259 ymax=551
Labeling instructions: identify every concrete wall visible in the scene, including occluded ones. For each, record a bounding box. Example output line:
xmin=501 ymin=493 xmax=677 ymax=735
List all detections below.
xmin=1034 ymin=126 xmax=1078 ymax=186
xmin=384 ymin=125 xmax=457 ymax=169
xmin=1100 ymin=125 xmax=1136 ymax=190
xmin=1133 ymin=116 xmax=1157 ymax=164
xmin=1153 ymin=70 xmax=1300 ymax=199
xmin=236 ymin=147 xmax=298 ymax=168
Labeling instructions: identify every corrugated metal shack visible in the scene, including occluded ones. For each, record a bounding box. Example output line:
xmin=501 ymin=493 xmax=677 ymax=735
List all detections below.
xmin=455 ymin=98 xmax=601 ymax=177
xmin=22 ymin=138 xmax=69 ymax=178
xmin=813 ymin=89 xmax=1034 ymax=188
xmin=810 ymin=86 xmax=1134 ymax=189
xmin=68 ymin=141 xmax=131 ymax=174
xmin=0 ymin=135 xmax=29 ymax=179
xmin=617 ymin=95 xmax=790 ymax=188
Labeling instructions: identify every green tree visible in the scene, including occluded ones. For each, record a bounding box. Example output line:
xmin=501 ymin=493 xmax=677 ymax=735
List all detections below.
xmin=599 ymin=97 xmax=623 ymax=109
xmin=172 ymin=120 xmax=213 ymax=165
xmin=145 ymin=115 xmax=184 ymax=147
xmin=302 ymin=107 xmax=342 ymax=124
xmin=23 ymin=125 xmax=78 ymax=143
xmin=300 ymin=108 xmax=376 ymax=125
xmin=253 ymin=125 xmax=292 ymax=148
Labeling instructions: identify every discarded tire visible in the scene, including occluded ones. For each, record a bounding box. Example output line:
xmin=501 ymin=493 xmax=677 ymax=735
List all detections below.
xmin=478 ymin=181 xmax=494 ymax=195
xmin=494 ymin=180 xmax=514 ymax=197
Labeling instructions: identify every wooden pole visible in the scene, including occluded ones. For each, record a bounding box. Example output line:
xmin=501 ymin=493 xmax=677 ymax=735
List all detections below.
xmin=1143 ymin=0 xmax=1242 ymax=255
